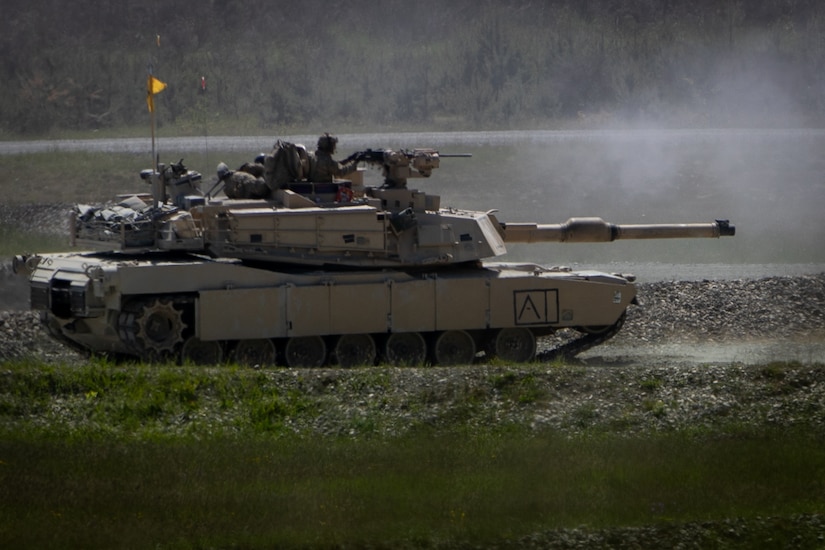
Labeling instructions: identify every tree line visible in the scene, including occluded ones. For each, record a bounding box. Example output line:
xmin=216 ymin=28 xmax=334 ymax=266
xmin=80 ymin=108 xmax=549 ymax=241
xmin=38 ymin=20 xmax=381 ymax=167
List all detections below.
xmin=2 ymin=0 xmax=823 ymax=136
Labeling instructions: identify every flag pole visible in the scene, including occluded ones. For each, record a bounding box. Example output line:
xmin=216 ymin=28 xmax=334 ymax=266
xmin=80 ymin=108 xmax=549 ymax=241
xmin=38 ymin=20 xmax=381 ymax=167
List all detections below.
xmin=146 ymin=65 xmax=167 ymax=208
xmin=150 ymin=79 xmax=157 ymax=172
xmin=147 ymin=66 xmax=158 ymax=208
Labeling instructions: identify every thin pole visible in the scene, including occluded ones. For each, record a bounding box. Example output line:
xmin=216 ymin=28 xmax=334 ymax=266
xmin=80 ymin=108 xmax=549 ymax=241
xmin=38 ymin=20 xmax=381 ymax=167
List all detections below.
xmin=148 ymin=68 xmax=159 ymax=208
xmin=151 ymin=90 xmax=157 ymax=170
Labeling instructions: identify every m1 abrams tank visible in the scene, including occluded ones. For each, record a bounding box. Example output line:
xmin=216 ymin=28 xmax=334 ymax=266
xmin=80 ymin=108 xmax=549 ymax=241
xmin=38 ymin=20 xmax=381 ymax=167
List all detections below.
xmin=14 ymin=142 xmax=735 ymax=367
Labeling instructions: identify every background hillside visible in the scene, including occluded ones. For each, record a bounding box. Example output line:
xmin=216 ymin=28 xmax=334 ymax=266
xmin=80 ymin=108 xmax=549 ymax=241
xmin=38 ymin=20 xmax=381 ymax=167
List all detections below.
xmin=2 ymin=0 xmax=824 ymax=137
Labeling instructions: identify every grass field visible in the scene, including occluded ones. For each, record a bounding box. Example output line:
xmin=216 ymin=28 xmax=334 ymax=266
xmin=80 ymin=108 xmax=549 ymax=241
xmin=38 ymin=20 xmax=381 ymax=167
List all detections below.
xmin=1 ymin=360 xmax=823 ymax=549
xmin=0 ymin=225 xmax=68 ymax=256
xmin=2 ymin=430 xmax=823 ymax=549
xmin=0 ymin=151 xmax=246 ymax=205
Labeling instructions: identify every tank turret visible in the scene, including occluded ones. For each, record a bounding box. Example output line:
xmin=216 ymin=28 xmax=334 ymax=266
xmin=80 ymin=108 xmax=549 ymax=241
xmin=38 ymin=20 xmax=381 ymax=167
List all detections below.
xmin=16 ymin=141 xmax=736 ymax=367
xmin=67 ymin=147 xmax=733 ymax=268
xmin=198 ymin=147 xmax=733 ymax=267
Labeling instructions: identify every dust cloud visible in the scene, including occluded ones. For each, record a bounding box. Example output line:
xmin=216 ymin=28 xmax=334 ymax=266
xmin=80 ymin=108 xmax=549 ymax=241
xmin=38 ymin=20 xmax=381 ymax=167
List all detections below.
xmin=457 ymin=27 xmax=825 ymax=270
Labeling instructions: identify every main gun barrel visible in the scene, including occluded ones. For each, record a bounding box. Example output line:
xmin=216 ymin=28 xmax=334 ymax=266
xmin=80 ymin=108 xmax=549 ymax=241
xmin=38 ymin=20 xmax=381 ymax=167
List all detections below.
xmin=501 ymin=217 xmax=735 ymax=244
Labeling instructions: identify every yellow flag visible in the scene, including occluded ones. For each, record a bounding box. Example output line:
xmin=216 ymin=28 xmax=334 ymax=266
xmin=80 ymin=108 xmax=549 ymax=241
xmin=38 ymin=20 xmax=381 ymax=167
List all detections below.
xmin=146 ymin=75 xmax=167 ymax=113
xmin=149 ymin=76 xmax=166 ymax=94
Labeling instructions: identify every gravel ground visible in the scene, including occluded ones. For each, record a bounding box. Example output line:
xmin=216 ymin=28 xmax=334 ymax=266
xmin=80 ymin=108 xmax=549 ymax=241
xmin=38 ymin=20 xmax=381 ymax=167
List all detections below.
xmin=508 ymin=515 xmax=825 ymax=549
xmin=2 ymin=271 xmax=824 ymax=440
xmin=0 ymin=203 xmax=70 ymax=236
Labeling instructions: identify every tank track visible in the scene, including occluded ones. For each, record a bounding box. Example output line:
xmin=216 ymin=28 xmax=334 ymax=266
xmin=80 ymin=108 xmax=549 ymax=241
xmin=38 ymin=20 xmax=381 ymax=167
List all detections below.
xmin=40 ymin=312 xmax=92 ymax=358
xmin=109 ymin=314 xmax=626 ymax=366
xmin=109 ymin=297 xmax=625 ymax=365
xmin=535 ymin=314 xmax=626 ymax=363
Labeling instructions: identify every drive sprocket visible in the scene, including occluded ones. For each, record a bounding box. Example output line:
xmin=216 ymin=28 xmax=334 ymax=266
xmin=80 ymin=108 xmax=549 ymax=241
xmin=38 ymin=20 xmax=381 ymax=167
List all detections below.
xmin=134 ymin=298 xmax=187 ymax=355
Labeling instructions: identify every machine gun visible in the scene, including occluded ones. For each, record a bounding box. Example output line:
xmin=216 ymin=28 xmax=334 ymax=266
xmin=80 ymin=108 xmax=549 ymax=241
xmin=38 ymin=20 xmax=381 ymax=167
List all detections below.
xmin=342 ymin=148 xmax=471 ymax=188
xmin=139 ymin=158 xmax=203 ymax=209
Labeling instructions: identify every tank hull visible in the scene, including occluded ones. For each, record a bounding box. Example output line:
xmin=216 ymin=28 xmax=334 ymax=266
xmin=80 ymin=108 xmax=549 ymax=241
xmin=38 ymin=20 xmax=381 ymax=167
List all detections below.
xmin=27 ymin=251 xmax=636 ymax=366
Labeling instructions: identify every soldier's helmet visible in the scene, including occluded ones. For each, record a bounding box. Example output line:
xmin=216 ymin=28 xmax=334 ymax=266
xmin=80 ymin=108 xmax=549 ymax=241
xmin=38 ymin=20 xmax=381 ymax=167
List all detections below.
xmin=217 ymin=162 xmax=231 ymax=180
xmin=317 ymin=133 xmax=338 ymax=154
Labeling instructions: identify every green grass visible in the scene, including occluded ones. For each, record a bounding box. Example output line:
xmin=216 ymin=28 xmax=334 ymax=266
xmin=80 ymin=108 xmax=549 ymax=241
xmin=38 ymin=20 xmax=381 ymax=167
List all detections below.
xmin=1 ymin=360 xmax=824 ymax=548
xmin=0 ymin=152 xmax=142 ymax=204
xmin=1 ymin=428 xmax=823 ymax=549
xmin=0 ymin=149 xmax=263 ymax=206
xmin=0 ymin=224 xmax=69 ymax=255
xmin=0 ymin=151 xmax=186 ymax=205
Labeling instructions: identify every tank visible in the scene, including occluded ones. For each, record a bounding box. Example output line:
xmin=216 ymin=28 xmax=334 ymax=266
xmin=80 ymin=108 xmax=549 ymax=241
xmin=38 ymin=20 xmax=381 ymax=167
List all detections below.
xmin=14 ymin=144 xmax=735 ymax=367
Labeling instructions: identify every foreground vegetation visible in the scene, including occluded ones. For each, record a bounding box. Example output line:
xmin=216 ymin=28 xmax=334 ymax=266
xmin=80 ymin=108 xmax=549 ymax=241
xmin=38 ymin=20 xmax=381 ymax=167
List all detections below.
xmin=3 ymin=428 xmax=823 ymax=549
xmin=1 ymin=359 xmax=823 ymax=548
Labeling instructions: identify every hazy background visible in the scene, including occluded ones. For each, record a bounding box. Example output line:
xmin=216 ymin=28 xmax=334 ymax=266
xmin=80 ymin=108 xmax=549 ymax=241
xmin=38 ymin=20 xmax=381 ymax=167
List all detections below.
xmin=1 ymin=0 xmax=824 ymax=136
xmin=334 ymin=130 xmax=825 ymax=274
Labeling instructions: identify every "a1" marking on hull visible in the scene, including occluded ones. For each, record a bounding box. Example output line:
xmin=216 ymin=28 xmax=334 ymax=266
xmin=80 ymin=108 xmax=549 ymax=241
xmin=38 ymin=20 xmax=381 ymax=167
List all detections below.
xmin=513 ymin=290 xmax=559 ymax=325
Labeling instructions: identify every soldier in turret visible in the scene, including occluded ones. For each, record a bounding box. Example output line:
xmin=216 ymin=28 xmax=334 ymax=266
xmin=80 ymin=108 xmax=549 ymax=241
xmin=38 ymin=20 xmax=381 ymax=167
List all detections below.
xmin=308 ymin=133 xmax=359 ymax=182
xmin=217 ymin=162 xmax=269 ymax=199
xmin=237 ymin=153 xmax=266 ymax=178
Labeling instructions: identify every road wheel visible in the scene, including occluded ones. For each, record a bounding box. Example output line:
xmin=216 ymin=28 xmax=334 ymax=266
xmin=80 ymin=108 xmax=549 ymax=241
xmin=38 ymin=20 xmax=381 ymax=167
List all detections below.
xmin=491 ymin=327 xmax=536 ymax=363
xmin=334 ymin=334 xmax=377 ymax=368
xmin=384 ymin=332 xmax=427 ymax=366
xmin=433 ymin=330 xmax=476 ymax=366
xmin=232 ymin=339 xmax=277 ymax=367
xmin=284 ymin=336 xmax=326 ymax=368
xmin=181 ymin=337 xmax=223 ymax=365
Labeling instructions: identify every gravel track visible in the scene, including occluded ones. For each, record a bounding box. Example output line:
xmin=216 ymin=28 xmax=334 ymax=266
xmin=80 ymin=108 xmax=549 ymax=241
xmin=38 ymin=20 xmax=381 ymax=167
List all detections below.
xmin=4 ymin=266 xmax=823 ymax=440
